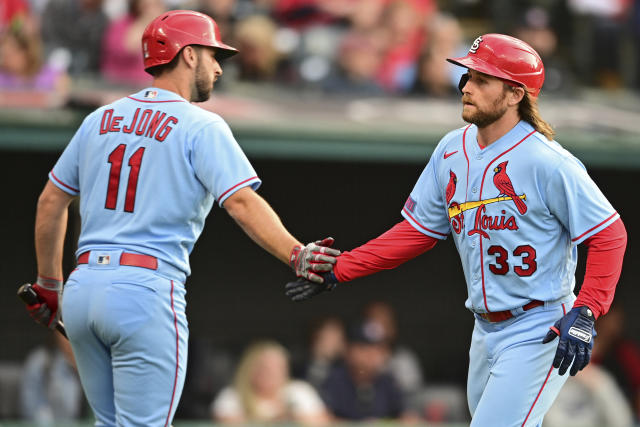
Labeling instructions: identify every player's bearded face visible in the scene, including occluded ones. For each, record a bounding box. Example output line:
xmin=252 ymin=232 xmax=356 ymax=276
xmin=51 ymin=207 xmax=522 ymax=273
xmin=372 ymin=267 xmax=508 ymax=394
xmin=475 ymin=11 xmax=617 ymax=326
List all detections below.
xmin=191 ymin=49 xmax=214 ymax=102
xmin=462 ymin=88 xmax=509 ymax=128
xmin=460 ymin=71 xmax=512 ymax=128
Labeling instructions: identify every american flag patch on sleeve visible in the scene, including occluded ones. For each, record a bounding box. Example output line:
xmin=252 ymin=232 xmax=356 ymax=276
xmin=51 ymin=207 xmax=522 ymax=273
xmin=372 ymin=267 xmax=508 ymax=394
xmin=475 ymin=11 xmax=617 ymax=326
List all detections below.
xmin=404 ymin=196 xmax=417 ymax=213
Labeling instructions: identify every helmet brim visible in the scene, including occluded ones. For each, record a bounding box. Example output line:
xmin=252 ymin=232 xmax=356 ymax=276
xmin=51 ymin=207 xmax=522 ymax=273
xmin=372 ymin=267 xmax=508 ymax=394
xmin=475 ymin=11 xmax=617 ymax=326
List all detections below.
xmin=213 ymin=44 xmax=239 ymax=61
xmin=447 ymin=55 xmax=520 ymax=86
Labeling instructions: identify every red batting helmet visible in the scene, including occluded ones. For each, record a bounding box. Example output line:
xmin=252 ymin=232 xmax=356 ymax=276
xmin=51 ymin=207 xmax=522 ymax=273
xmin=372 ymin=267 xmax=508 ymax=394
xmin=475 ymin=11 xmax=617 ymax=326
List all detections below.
xmin=142 ymin=10 xmax=238 ymax=74
xmin=447 ymin=34 xmax=544 ymax=97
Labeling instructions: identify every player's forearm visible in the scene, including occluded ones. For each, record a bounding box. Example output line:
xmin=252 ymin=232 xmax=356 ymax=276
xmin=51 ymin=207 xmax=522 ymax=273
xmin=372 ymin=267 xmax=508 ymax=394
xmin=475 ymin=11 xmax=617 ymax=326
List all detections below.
xmin=574 ymin=218 xmax=627 ymax=318
xmin=334 ymin=220 xmax=438 ymax=282
xmin=35 ymin=181 xmax=75 ymax=279
xmin=224 ymin=187 xmax=300 ymax=264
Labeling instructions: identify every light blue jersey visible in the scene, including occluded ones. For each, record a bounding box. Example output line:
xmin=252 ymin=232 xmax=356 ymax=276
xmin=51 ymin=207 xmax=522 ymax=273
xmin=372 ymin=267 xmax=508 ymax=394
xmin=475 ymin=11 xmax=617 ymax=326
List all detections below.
xmin=401 ymin=120 xmax=618 ymax=426
xmin=53 ymin=88 xmax=262 ymax=426
xmin=402 ymin=121 xmax=618 ymax=313
xmin=50 ymin=88 xmax=261 ymax=276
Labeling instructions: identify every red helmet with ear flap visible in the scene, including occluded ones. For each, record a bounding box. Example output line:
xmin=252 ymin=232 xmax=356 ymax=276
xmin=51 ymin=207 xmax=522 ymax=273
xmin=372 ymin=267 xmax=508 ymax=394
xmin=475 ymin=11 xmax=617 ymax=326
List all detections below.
xmin=142 ymin=10 xmax=238 ymax=74
xmin=447 ymin=33 xmax=545 ymax=97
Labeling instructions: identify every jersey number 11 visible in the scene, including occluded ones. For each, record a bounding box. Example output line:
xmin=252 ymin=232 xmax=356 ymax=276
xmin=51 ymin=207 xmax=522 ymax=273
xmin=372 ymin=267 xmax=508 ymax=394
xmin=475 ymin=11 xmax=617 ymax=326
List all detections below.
xmin=105 ymin=144 xmax=146 ymax=213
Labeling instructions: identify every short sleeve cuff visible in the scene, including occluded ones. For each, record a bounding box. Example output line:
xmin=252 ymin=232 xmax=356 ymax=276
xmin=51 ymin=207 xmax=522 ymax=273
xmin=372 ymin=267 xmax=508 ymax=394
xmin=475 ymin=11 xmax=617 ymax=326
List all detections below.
xmin=571 ymin=212 xmax=619 ymax=245
xmin=217 ymin=176 xmax=262 ymax=205
xmin=401 ymin=207 xmax=449 ymax=240
xmin=49 ymin=170 xmax=79 ymax=196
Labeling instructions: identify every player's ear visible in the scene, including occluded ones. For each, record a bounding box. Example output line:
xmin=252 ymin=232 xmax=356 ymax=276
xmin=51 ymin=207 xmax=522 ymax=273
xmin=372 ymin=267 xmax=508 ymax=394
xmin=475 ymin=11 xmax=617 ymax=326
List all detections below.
xmin=508 ymin=86 xmax=525 ymax=106
xmin=182 ymin=46 xmax=199 ymax=69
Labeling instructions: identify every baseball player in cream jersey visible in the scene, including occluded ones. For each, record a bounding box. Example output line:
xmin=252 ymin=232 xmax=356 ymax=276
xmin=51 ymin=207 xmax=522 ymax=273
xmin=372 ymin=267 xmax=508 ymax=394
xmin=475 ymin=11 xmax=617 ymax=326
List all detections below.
xmin=26 ymin=10 xmax=340 ymax=427
xmin=285 ymin=34 xmax=627 ymax=426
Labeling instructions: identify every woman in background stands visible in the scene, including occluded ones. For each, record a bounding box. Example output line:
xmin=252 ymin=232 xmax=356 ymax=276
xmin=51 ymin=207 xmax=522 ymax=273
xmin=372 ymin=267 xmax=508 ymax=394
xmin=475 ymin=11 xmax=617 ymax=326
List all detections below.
xmin=211 ymin=340 xmax=330 ymax=426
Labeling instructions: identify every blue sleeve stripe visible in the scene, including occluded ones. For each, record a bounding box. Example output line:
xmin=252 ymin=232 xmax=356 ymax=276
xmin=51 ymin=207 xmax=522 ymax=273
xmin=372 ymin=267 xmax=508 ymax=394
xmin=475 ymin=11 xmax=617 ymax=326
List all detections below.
xmin=49 ymin=170 xmax=79 ymax=194
xmin=571 ymin=212 xmax=619 ymax=243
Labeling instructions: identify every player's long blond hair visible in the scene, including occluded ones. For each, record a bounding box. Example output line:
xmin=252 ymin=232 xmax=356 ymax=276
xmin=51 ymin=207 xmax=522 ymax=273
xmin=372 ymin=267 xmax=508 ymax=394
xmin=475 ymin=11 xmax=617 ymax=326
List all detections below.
xmin=233 ymin=340 xmax=290 ymax=421
xmin=518 ymin=90 xmax=555 ymax=141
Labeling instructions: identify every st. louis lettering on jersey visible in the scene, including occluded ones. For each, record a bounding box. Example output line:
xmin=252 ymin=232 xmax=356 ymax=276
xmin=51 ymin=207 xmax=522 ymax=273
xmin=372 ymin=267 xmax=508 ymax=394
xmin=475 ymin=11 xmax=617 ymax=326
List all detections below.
xmin=402 ymin=121 xmax=618 ymax=313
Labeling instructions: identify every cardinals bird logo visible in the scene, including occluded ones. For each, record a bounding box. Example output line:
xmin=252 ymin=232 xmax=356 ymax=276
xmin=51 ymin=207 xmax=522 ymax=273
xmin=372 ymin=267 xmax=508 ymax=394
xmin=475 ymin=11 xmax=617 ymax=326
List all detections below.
xmin=446 ymin=170 xmax=457 ymax=205
xmin=493 ymin=161 xmax=527 ymax=214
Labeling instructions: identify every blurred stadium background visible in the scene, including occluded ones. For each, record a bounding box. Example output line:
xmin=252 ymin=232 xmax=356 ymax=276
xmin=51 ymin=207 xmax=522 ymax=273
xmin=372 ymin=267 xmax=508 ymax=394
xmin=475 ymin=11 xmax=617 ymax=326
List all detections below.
xmin=1 ymin=0 xmax=639 ymax=425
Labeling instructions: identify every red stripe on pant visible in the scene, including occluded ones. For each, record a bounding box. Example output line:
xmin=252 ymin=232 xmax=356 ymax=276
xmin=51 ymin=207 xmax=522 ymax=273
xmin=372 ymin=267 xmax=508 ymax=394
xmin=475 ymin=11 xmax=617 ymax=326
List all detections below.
xmin=521 ymin=365 xmax=554 ymax=426
xmin=164 ymin=281 xmax=180 ymax=427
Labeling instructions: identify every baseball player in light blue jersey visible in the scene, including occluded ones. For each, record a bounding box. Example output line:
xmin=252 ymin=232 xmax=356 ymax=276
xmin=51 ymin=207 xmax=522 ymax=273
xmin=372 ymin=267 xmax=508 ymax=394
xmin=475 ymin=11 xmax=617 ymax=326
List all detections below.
xmin=26 ymin=10 xmax=340 ymax=427
xmin=285 ymin=34 xmax=627 ymax=426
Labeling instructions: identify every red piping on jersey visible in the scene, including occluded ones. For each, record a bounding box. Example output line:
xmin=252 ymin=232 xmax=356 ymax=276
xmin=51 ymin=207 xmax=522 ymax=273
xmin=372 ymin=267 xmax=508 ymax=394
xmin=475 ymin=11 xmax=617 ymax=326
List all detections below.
xmin=462 ymin=125 xmax=472 ymax=198
xmin=219 ymin=176 xmax=259 ymax=201
xmin=561 ymin=303 xmax=566 ymax=315
xmin=164 ymin=281 xmax=179 ymax=427
xmin=475 ymin=129 xmax=536 ymax=312
xmin=50 ymin=170 xmax=79 ymax=193
xmin=571 ymin=212 xmax=618 ymax=242
xmin=127 ymin=96 xmax=185 ymax=103
xmin=402 ymin=207 xmax=448 ymax=237
xmin=521 ymin=365 xmax=554 ymax=426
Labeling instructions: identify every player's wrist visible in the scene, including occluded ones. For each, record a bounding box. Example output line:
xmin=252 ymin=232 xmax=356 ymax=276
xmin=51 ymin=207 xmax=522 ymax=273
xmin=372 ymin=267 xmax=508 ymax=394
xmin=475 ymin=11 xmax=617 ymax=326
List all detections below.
xmin=322 ymin=271 xmax=339 ymax=289
xmin=36 ymin=275 xmax=63 ymax=291
xmin=572 ymin=304 xmax=598 ymax=320
xmin=573 ymin=305 xmax=596 ymax=322
xmin=289 ymin=245 xmax=302 ymax=269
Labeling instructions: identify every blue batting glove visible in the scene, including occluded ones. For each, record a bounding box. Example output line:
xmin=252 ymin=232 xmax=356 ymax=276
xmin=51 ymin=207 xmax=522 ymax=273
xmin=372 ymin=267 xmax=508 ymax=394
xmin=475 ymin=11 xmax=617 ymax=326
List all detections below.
xmin=542 ymin=306 xmax=596 ymax=376
xmin=284 ymin=272 xmax=339 ymax=302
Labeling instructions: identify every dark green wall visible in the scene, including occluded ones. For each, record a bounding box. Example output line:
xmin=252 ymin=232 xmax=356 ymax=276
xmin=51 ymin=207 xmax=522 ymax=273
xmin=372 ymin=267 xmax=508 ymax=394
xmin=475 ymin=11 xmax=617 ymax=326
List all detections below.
xmin=2 ymin=151 xmax=637 ymax=386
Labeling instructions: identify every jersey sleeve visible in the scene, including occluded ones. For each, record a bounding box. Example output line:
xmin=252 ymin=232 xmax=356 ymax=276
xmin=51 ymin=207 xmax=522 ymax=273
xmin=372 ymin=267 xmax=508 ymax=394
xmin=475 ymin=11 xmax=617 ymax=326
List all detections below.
xmin=401 ymin=156 xmax=450 ymax=239
xmin=49 ymin=123 xmax=84 ymax=196
xmin=545 ymin=158 xmax=618 ymax=245
xmin=191 ymin=118 xmax=261 ymax=205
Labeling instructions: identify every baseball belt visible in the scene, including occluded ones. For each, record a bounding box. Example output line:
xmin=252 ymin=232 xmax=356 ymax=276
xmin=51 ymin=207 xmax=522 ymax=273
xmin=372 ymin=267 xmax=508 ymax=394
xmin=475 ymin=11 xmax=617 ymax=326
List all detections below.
xmin=77 ymin=251 xmax=158 ymax=270
xmin=479 ymin=300 xmax=544 ymax=323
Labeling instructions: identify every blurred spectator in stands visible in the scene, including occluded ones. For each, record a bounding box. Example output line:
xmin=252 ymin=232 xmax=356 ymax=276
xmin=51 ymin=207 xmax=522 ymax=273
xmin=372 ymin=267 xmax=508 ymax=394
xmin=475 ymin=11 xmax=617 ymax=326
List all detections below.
xmin=512 ymin=6 xmax=573 ymax=93
xmin=632 ymin=0 xmax=640 ymax=89
xmin=362 ymin=301 xmax=424 ymax=413
xmin=544 ymin=363 xmax=634 ymax=427
xmin=211 ymin=340 xmax=329 ymax=426
xmin=411 ymin=13 xmax=464 ymax=97
xmin=376 ymin=0 xmax=436 ymax=93
xmin=0 ymin=23 xmax=69 ymax=108
xmin=199 ymin=0 xmax=236 ymax=41
xmin=20 ymin=333 xmax=84 ymax=426
xmin=0 ymin=0 xmax=30 ymax=31
xmin=591 ymin=303 xmax=640 ymax=421
xmin=567 ymin=0 xmax=632 ymax=89
xmin=273 ymin=0 xmax=353 ymax=30
xmin=419 ymin=384 xmax=469 ymax=424
xmin=233 ymin=14 xmax=282 ymax=81
xmin=320 ymin=319 xmax=411 ymax=422
xmin=349 ymin=0 xmax=386 ymax=31
xmin=323 ymin=30 xmax=385 ymax=96
xmin=101 ymin=0 xmax=165 ymax=87
xmin=41 ymin=0 xmax=107 ymax=76
xmin=301 ymin=316 xmax=346 ymax=390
